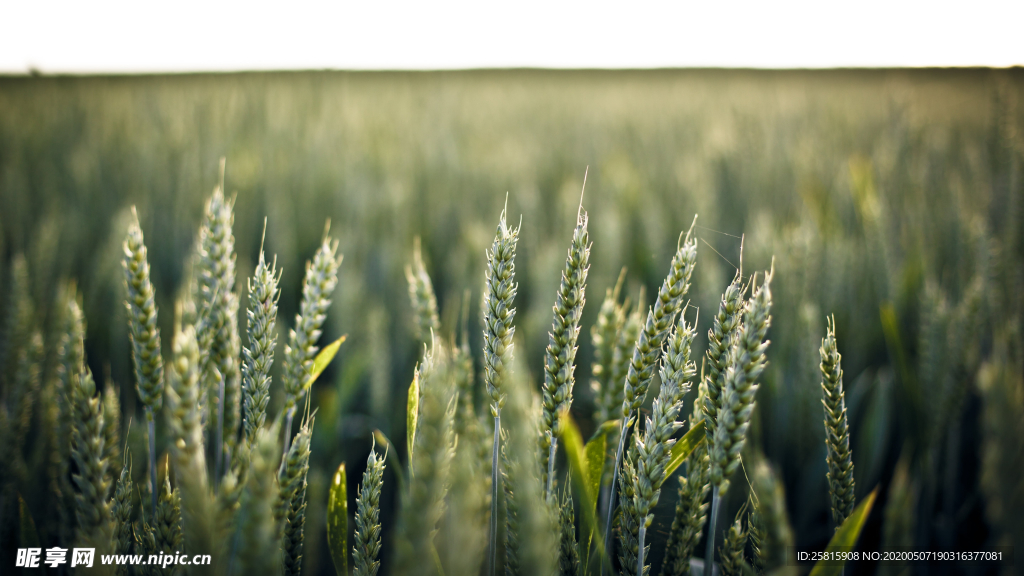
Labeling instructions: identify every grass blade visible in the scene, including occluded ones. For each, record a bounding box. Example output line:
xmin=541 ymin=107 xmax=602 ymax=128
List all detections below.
xmin=808 ymin=487 xmax=879 ymax=576
xmin=328 ymin=462 xmax=349 ymax=576
xmin=664 ymin=424 xmax=706 ymax=478
xmin=559 ymin=410 xmax=607 ymax=573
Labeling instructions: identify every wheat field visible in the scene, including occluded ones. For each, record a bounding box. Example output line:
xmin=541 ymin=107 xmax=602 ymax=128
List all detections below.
xmin=0 ymin=68 xmax=1021 ymax=575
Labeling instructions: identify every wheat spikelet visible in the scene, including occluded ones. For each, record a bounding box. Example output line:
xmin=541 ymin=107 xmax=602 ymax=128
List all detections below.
xmin=590 ymin=270 xmax=626 ymax=426
xmin=279 ymin=419 xmax=314 ymax=576
xmin=718 ymin=504 xmax=749 ymax=576
xmin=628 ymin=313 xmax=697 ymax=574
xmin=749 ymin=458 xmax=792 ymax=572
xmin=393 ymin=343 xmax=457 ymax=576
xmin=71 ymin=366 xmax=113 ymax=551
xmin=659 ymin=384 xmax=711 ymax=576
xmin=540 ymin=209 xmax=590 ymax=496
xmin=710 ymin=269 xmax=772 ymax=492
xmin=242 ymin=248 xmax=281 ymax=448
xmin=557 ymin=486 xmax=580 ymax=576
xmin=239 ymin=424 xmax=283 ymax=575
xmin=820 ymin=316 xmax=855 ymax=527
xmin=353 ymin=445 xmax=385 ymax=576
xmin=165 ymin=323 xmax=217 ymax=570
xmin=702 ymin=273 xmax=744 ymax=436
xmin=283 ymin=234 xmax=341 ymax=415
xmin=103 ymin=384 xmax=121 ymax=487
xmin=123 ymin=208 xmax=165 ymax=412
xmin=153 ymin=466 xmax=183 ymax=557
xmin=111 ymin=460 xmax=134 ymax=576
xmin=406 ymin=236 xmax=441 ymax=345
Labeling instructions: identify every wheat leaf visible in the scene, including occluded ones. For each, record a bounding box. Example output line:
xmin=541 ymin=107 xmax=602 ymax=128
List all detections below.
xmin=327 ymin=462 xmax=349 ymax=576
xmin=808 ymin=487 xmax=879 ymax=576
xmin=305 ymin=335 xmax=347 ymax=391
xmin=664 ymin=423 xmax=707 ymax=478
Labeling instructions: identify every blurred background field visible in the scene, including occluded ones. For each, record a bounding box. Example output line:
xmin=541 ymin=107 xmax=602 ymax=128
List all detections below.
xmin=1 ymin=68 xmax=1022 ymax=574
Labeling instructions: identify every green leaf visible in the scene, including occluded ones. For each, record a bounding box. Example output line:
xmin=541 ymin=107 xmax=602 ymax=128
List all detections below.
xmin=327 ymin=462 xmax=348 ymax=576
xmin=406 ymin=371 xmax=420 ymax=475
xmin=663 ymin=422 xmax=707 ymax=478
xmin=304 ymin=335 xmax=347 ymax=391
xmin=583 ymin=420 xmax=618 ymax=507
xmin=808 ymin=487 xmax=879 ymax=576
xmin=558 ymin=410 xmax=608 ymax=573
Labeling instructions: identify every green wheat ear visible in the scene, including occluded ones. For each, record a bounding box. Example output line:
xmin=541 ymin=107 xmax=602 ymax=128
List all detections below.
xmin=718 ymin=503 xmax=749 ymax=576
xmin=279 ymin=418 xmax=314 ymax=576
xmin=283 ymin=232 xmax=341 ymax=416
xmin=590 ymin=269 xmax=626 ymax=426
xmin=629 ymin=312 xmax=698 ymax=575
xmin=406 ymin=235 xmax=441 ymax=345
xmin=153 ymin=463 xmax=183 ymax=557
xmin=393 ymin=343 xmax=456 ymax=576
xmin=660 ymin=380 xmax=711 ymax=576
xmin=540 ymin=207 xmax=590 ymax=497
xmin=239 ymin=423 xmax=284 ymax=575
xmin=353 ymin=444 xmax=385 ymax=576
xmin=123 ymin=207 xmax=165 ymax=413
xmin=111 ymin=459 xmax=134 ymax=576
xmin=749 ymin=458 xmax=793 ymax=573
xmin=557 ymin=484 xmax=580 ymax=576
xmin=242 ymin=246 xmax=282 ymax=448
xmin=702 ymin=272 xmax=744 ymax=436
xmin=71 ymin=365 xmax=113 ymax=552
xmin=710 ymin=269 xmax=773 ymax=492
xmin=820 ymin=316 xmax=855 ymax=527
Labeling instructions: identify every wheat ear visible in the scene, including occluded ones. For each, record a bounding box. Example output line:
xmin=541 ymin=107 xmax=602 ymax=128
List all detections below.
xmin=660 ymin=376 xmax=711 ymax=576
xmin=820 ymin=316 xmax=855 ymax=527
xmin=406 ymin=235 xmax=441 ymax=345
xmin=282 ymin=233 xmax=340 ymax=453
xmin=111 ymin=458 xmax=134 ymax=576
xmin=748 ymin=458 xmax=793 ymax=572
xmin=353 ymin=444 xmax=385 ymax=576
xmin=122 ymin=207 xmax=165 ymax=511
xmin=605 ymin=217 xmax=698 ymax=575
xmin=558 ymin=484 xmax=580 ymax=576
xmin=540 ymin=208 xmax=590 ymax=498
xmin=279 ymin=418 xmax=314 ymax=576
xmin=629 ymin=313 xmax=697 ymax=575
xmin=483 ymin=204 xmax=520 ymax=576
xmin=590 ymin=269 xmax=627 ymax=426
xmin=718 ymin=503 xmax=749 ymax=576
xmin=242 ymin=245 xmax=281 ymax=448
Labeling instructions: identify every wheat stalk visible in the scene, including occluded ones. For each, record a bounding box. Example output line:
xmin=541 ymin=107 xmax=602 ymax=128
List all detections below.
xmin=482 ymin=204 xmax=520 ymax=576
xmin=238 ymin=424 xmax=283 ymax=575
xmin=71 ymin=365 xmax=113 ymax=551
xmin=393 ymin=343 xmax=457 ymax=576
xmin=279 ymin=418 xmax=313 ymax=576
xmin=590 ymin=269 xmax=627 ymax=426
xmin=702 ymin=273 xmax=744 ymax=438
xmin=659 ymin=381 xmax=711 ymax=576
xmin=540 ymin=208 xmax=590 ymax=498
xmin=111 ymin=459 xmax=134 ymax=576
xmin=557 ymin=485 xmax=580 ymax=576
xmin=706 ymin=268 xmax=772 ymax=576
xmin=718 ymin=503 xmax=749 ymax=576
xmin=122 ymin=207 xmax=165 ymax=511
xmin=353 ymin=444 xmax=385 ymax=576
xmin=282 ymin=233 xmax=341 ymax=453
xmin=628 ymin=313 xmax=697 ymax=575
xmin=605 ymin=218 xmax=698 ymax=574
xmin=242 ymin=244 xmax=282 ymax=448
xmin=165 ymin=322 xmax=217 ymax=570
xmin=820 ymin=316 xmax=855 ymax=527
xmin=406 ymin=236 xmax=441 ymax=345
xmin=748 ymin=458 xmax=793 ymax=572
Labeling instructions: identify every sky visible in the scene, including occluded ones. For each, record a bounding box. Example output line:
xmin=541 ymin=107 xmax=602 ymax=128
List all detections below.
xmin=2 ymin=0 xmax=1023 ymax=73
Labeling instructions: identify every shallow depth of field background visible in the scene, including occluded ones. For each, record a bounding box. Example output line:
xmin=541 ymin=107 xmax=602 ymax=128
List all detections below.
xmin=1 ymin=68 xmax=1022 ymax=574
